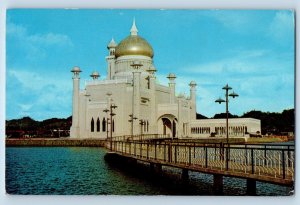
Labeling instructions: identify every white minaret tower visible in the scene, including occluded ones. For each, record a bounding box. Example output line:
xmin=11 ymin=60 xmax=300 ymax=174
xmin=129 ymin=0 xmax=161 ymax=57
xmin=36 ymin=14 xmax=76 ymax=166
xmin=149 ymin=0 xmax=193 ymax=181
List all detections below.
xmin=147 ymin=65 xmax=157 ymax=133
xmin=70 ymin=66 xmax=81 ymax=138
xmin=167 ymin=73 xmax=176 ymax=104
xmin=106 ymin=38 xmax=117 ymax=80
xmin=131 ymin=61 xmax=142 ymax=135
xmin=189 ymin=81 xmax=197 ymax=120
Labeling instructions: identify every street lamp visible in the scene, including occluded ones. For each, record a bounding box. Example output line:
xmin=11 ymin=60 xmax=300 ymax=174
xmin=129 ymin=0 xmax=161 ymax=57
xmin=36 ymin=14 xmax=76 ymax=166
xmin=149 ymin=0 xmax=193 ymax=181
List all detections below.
xmin=103 ymin=108 xmax=109 ymax=139
xmin=128 ymin=114 xmax=138 ymax=136
xmin=109 ymin=104 xmax=117 ymax=150
xmin=139 ymin=119 xmax=146 ymax=136
xmin=215 ymin=83 xmax=239 ymax=143
xmin=103 ymin=92 xmax=112 ymax=140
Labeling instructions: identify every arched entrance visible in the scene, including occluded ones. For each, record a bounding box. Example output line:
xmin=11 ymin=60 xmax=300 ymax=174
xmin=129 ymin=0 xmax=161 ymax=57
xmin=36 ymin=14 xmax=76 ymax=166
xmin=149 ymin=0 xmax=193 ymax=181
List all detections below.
xmin=158 ymin=114 xmax=177 ymax=138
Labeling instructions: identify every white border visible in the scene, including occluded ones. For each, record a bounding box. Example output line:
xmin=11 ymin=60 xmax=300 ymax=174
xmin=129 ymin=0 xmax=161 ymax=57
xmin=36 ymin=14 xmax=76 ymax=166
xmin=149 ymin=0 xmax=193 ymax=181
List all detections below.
xmin=0 ymin=1 xmax=299 ymax=205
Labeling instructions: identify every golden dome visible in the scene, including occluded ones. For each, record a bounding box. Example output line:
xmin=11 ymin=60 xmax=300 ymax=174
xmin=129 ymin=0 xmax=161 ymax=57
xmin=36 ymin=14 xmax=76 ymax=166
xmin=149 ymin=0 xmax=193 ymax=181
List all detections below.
xmin=115 ymin=35 xmax=154 ymax=58
xmin=115 ymin=19 xmax=154 ymax=58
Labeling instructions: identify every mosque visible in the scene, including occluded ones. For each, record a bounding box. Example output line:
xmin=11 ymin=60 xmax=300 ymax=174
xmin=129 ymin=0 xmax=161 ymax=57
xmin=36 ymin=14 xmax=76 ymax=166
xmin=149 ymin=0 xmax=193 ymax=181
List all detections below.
xmin=70 ymin=20 xmax=261 ymax=139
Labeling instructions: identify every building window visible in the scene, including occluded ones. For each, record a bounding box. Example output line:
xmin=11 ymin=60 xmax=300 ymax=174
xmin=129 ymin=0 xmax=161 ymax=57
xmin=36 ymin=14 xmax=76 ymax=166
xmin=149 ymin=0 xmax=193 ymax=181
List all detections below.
xmin=97 ymin=118 xmax=100 ymax=132
xmin=102 ymin=118 xmax=106 ymax=132
xmin=91 ymin=118 xmax=94 ymax=132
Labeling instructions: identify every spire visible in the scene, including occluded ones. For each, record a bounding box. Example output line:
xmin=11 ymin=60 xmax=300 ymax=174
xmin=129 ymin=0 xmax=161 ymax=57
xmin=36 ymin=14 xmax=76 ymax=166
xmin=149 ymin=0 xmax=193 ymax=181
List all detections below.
xmin=130 ymin=18 xmax=138 ymax=36
xmin=107 ymin=37 xmax=117 ymax=49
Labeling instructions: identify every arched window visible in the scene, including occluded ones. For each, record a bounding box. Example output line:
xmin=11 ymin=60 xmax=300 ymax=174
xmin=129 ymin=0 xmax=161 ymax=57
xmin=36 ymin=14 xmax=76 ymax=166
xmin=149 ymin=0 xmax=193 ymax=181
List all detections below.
xmin=91 ymin=118 xmax=94 ymax=132
xmin=96 ymin=118 xmax=100 ymax=132
xmin=102 ymin=118 xmax=106 ymax=132
xmin=112 ymin=119 xmax=115 ymax=132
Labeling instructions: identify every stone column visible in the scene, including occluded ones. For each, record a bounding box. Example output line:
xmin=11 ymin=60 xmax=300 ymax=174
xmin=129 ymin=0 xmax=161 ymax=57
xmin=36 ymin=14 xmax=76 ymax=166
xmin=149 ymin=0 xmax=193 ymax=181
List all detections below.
xmin=149 ymin=73 xmax=156 ymax=133
xmin=213 ymin=174 xmax=223 ymax=195
xmin=106 ymin=38 xmax=117 ymax=80
xmin=189 ymin=81 xmax=197 ymax=120
xmin=70 ymin=66 xmax=81 ymax=138
xmin=167 ymin=73 xmax=176 ymax=104
xmin=133 ymin=70 xmax=141 ymax=135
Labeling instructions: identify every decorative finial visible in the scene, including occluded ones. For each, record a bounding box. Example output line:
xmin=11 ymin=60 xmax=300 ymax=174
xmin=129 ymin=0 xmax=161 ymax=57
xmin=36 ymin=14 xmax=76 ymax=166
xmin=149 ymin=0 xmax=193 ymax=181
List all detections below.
xmin=130 ymin=18 xmax=138 ymax=36
xmin=107 ymin=37 xmax=117 ymax=49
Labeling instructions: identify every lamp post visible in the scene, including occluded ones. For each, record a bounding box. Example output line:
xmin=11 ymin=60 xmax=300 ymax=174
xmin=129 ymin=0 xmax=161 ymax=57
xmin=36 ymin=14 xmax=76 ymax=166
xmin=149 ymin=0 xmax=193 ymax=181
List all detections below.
xmin=215 ymin=84 xmax=239 ymax=144
xmin=109 ymin=104 xmax=117 ymax=150
xmin=103 ymin=92 xmax=112 ymax=140
xmin=139 ymin=119 xmax=145 ymax=136
xmin=128 ymin=114 xmax=138 ymax=136
xmin=103 ymin=108 xmax=109 ymax=139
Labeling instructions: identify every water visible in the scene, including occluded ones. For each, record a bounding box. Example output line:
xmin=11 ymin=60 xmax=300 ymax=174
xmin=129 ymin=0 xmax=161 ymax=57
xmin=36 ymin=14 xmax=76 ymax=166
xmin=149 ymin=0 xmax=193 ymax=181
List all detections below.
xmin=5 ymin=147 xmax=293 ymax=195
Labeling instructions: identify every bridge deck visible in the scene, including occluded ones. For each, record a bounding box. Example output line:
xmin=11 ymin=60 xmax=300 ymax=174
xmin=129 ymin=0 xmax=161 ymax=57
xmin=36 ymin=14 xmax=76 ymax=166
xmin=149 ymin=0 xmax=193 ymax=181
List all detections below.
xmin=106 ymin=140 xmax=294 ymax=186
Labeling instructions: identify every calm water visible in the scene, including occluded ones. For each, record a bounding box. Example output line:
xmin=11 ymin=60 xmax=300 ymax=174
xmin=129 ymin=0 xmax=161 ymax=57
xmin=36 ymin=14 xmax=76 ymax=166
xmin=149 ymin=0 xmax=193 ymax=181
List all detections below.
xmin=6 ymin=147 xmax=293 ymax=195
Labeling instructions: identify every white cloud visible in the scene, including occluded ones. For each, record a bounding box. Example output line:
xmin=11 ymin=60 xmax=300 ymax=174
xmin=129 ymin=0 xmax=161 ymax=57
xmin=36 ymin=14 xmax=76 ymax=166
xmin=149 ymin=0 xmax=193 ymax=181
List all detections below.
xmin=162 ymin=47 xmax=294 ymax=117
xmin=7 ymin=69 xmax=72 ymax=120
xmin=210 ymin=11 xmax=252 ymax=29
xmin=6 ymin=22 xmax=26 ymax=36
xmin=8 ymin=69 xmax=70 ymax=91
xmin=268 ymin=11 xmax=294 ymax=43
xmin=7 ymin=22 xmax=73 ymax=61
xmin=28 ymin=33 xmax=73 ymax=46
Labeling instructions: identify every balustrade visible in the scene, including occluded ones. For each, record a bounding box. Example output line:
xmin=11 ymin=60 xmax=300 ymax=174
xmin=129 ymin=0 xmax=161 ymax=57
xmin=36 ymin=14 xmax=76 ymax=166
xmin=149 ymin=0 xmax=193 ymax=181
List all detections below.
xmin=109 ymin=139 xmax=294 ymax=183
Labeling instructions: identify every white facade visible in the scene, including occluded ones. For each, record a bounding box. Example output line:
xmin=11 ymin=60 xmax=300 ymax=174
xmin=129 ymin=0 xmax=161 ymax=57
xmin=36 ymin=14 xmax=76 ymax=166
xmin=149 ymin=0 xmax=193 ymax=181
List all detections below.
xmin=70 ymin=21 xmax=261 ymax=139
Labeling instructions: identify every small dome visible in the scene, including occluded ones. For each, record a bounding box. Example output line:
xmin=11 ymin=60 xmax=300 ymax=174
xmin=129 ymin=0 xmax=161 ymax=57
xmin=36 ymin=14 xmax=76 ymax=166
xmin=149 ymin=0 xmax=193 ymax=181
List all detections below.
xmin=147 ymin=64 xmax=157 ymax=73
xmin=167 ymin=73 xmax=176 ymax=79
xmin=189 ymin=81 xmax=197 ymax=87
xmin=115 ymin=35 xmax=154 ymax=58
xmin=71 ymin=66 xmax=81 ymax=73
xmin=107 ymin=38 xmax=117 ymax=49
xmin=90 ymin=71 xmax=100 ymax=79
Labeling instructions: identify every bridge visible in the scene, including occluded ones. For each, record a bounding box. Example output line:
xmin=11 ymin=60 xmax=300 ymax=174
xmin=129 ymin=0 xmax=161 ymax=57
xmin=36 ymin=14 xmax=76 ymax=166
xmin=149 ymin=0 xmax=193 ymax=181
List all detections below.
xmin=104 ymin=134 xmax=294 ymax=195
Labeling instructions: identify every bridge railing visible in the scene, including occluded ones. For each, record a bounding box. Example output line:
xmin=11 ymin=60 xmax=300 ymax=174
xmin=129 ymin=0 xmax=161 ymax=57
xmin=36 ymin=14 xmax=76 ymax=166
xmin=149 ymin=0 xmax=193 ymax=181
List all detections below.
xmin=110 ymin=134 xmax=171 ymax=142
xmin=110 ymin=141 xmax=294 ymax=182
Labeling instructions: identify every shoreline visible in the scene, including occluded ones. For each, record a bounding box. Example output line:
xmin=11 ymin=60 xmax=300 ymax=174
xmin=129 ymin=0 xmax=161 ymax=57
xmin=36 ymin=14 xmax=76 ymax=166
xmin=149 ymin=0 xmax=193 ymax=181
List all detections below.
xmin=5 ymin=138 xmax=107 ymax=147
xmin=5 ymin=136 xmax=289 ymax=147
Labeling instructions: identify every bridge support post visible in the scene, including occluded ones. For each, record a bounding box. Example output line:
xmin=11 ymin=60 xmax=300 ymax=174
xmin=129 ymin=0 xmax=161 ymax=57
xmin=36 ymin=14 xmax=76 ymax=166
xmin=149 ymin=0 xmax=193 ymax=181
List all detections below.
xmin=213 ymin=174 xmax=223 ymax=195
xmin=181 ymin=168 xmax=189 ymax=180
xmin=246 ymin=179 xmax=256 ymax=196
xmin=150 ymin=163 xmax=154 ymax=172
xmin=150 ymin=163 xmax=162 ymax=174
xmin=156 ymin=164 xmax=162 ymax=173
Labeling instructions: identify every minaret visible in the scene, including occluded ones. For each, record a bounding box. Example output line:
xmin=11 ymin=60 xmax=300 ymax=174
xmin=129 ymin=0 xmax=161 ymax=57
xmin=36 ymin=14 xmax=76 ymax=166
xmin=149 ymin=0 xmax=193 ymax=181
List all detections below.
xmin=106 ymin=38 xmax=117 ymax=80
xmin=70 ymin=66 xmax=81 ymax=138
xmin=167 ymin=73 xmax=176 ymax=104
xmin=131 ymin=61 xmax=142 ymax=135
xmin=189 ymin=81 xmax=197 ymax=120
xmin=147 ymin=65 xmax=157 ymax=133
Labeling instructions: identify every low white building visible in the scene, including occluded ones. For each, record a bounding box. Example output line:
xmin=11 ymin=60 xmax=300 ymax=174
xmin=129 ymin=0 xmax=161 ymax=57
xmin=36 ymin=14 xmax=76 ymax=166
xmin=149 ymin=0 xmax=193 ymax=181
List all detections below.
xmin=70 ymin=20 xmax=261 ymax=139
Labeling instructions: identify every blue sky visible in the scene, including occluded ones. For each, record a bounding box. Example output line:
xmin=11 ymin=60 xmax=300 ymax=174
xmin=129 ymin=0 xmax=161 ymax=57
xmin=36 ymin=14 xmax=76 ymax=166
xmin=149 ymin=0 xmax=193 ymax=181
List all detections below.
xmin=6 ymin=9 xmax=295 ymax=120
